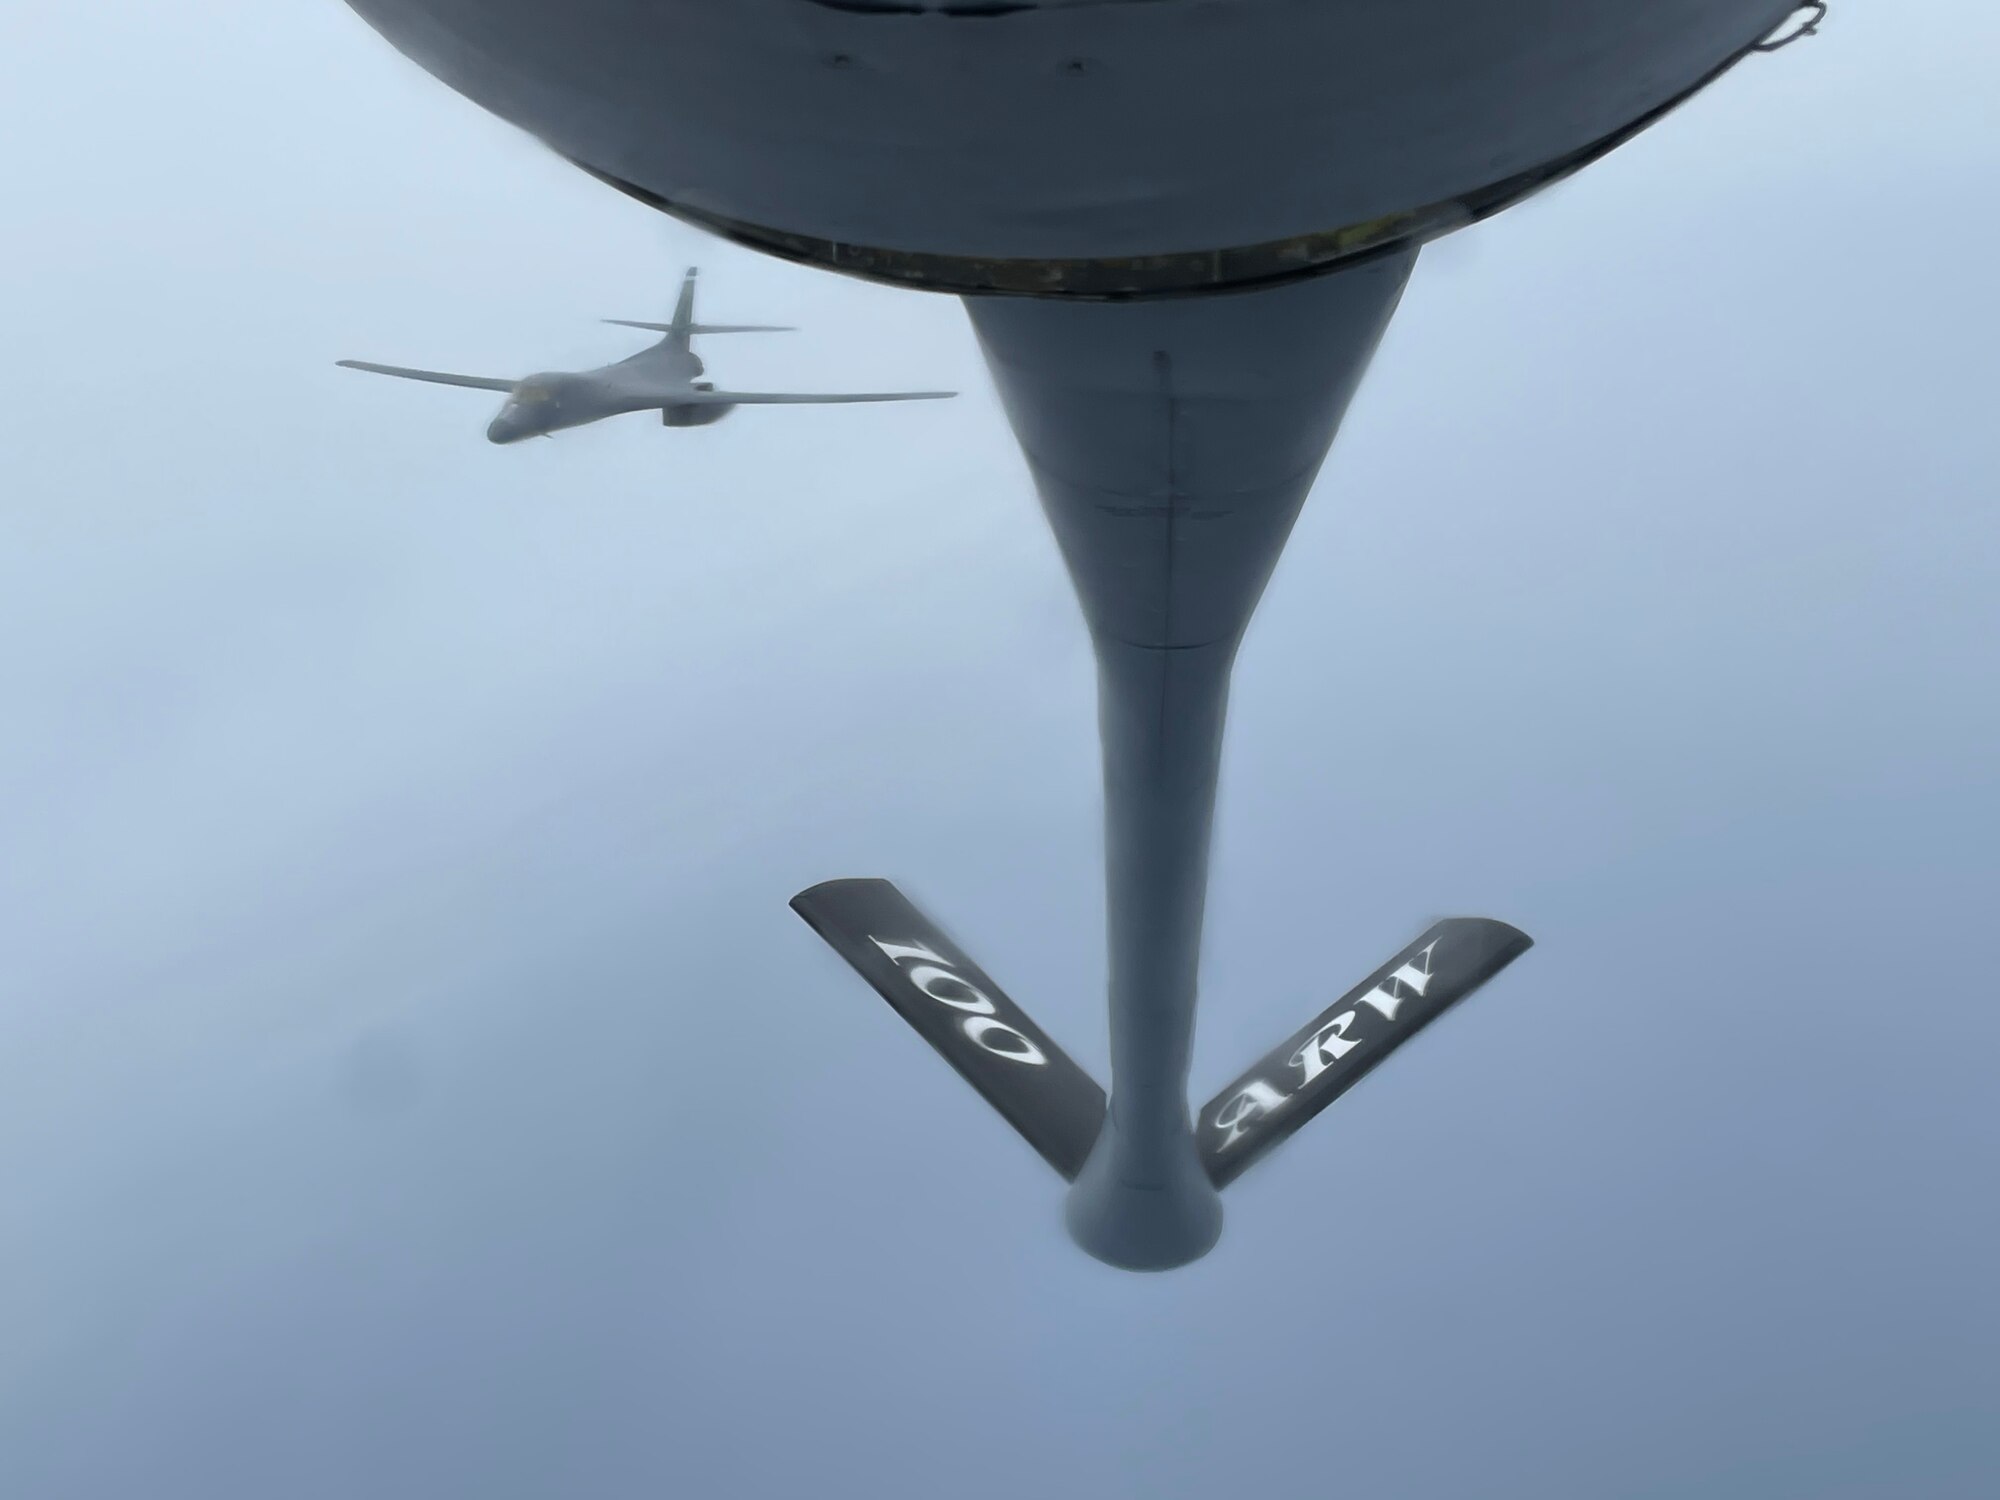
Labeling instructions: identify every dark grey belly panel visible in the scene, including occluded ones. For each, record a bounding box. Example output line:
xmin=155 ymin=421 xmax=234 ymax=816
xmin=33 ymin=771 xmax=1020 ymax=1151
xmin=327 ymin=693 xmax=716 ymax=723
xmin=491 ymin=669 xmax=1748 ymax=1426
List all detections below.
xmin=341 ymin=0 xmax=1798 ymax=262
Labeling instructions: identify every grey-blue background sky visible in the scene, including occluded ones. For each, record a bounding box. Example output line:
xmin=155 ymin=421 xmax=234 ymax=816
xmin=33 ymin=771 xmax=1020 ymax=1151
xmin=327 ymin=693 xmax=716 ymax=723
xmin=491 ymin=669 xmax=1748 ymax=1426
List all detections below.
xmin=3 ymin=5 xmax=1996 ymax=1497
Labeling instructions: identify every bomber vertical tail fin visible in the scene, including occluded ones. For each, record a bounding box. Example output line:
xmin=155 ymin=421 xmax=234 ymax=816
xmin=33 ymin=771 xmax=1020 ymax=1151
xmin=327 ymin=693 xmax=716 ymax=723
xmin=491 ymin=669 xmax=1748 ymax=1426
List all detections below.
xmin=670 ymin=265 xmax=699 ymax=345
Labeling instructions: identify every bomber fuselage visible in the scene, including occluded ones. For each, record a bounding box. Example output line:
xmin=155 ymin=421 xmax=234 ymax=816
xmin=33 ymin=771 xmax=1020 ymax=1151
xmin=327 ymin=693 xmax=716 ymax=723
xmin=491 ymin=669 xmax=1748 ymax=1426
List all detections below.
xmin=485 ymin=338 xmax=713 ymax=443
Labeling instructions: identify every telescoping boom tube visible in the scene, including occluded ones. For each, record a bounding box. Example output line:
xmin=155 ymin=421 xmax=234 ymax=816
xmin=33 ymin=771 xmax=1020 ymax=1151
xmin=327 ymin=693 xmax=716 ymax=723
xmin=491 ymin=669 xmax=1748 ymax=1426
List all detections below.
xmin=794 ymin=254 xmax=1531 ymax=1269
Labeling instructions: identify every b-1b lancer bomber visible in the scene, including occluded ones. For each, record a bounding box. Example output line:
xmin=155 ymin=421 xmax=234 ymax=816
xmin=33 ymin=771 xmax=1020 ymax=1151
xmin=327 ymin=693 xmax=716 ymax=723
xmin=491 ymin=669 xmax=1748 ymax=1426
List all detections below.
xmin=337 ymin=267 xmax=954 ymax=442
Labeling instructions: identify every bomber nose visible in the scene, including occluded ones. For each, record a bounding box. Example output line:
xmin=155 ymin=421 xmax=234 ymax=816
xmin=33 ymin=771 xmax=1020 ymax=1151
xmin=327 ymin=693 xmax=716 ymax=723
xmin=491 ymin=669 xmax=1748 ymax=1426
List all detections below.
xmin=486 ymin=413 xmax=520 ymax=444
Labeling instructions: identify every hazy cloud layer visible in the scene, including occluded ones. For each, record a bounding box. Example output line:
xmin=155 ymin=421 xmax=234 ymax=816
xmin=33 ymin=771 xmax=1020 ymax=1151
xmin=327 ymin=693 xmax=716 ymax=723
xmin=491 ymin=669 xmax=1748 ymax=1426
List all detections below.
xmin=3 ymin=4 xmax=1996 ymax=1497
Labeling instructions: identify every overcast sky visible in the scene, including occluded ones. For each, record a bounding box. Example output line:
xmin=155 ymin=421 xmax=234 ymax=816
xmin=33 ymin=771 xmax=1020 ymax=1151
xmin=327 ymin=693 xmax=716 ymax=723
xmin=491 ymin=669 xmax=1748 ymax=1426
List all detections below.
xmin=3 ymin=4 xmax=1996 ymax=1498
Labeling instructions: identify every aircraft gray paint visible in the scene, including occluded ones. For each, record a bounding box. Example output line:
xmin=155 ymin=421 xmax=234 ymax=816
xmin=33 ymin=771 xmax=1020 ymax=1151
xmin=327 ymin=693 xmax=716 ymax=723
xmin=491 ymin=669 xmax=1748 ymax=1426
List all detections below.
xmin=338 ymin=267 xmax=954 ymax=442
xmin=325 ymin=0 xmax=1824 ymax=1269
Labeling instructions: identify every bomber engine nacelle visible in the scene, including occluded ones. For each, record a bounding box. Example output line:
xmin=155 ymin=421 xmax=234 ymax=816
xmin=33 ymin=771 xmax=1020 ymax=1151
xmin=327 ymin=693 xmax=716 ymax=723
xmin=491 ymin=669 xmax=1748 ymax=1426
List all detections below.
xmin=663 ymin=383 xmax=731 ymax=427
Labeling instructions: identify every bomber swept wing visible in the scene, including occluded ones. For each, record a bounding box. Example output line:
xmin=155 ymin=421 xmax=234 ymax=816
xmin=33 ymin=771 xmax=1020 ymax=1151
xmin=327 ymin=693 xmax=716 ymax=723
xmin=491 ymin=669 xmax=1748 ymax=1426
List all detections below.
xmin=602 ymin=319 xmax=794 ymax=334
xmin=335 ymin=359 xmax=515 ymax=391
xmin=335 ymin=359 xmax=950 ymax=405
xmin=675 ymin=388 xmax=954 ymax=405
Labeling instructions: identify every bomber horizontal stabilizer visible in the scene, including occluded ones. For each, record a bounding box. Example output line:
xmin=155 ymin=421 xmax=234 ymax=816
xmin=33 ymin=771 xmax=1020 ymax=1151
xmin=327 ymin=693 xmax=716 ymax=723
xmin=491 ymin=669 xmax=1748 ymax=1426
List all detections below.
xmin=791 ymin=879 xmax=1106 ymax=1180
xmin=1199 ymin=918 xmax=1533 ymax=1188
